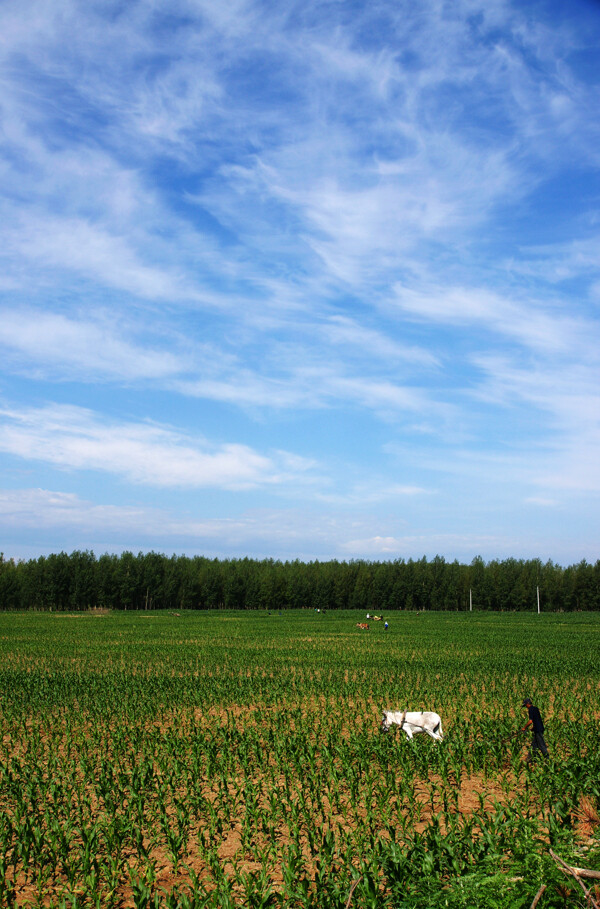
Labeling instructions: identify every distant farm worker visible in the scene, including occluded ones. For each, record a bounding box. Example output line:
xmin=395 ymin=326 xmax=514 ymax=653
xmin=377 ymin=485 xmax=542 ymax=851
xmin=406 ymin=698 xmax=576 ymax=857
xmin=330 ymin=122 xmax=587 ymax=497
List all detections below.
xmin=521 ymin=698 xmax=549 ymax=761
xmin=384 ymin=621 xmax=389 ymax=631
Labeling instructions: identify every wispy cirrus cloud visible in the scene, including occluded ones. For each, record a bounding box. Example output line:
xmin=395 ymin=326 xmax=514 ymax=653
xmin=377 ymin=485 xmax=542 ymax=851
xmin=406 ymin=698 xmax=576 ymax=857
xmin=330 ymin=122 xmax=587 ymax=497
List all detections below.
xmin=0 ymin=309 xmax=186 ymax=381
xmin=2 ymin=0 xmax=590 ymax=302
xmin=0 ymin=488 xmax=411 ymax=559
xmin=316 ymin=482 xmax=432 ymax=508
xmin=0 ymin=0 xmax=596 ymax=317
xmin=0 ymin=488 xmax=522 ymax=563
xmin=175 ymin=364 xmax=448 ymax=421
xmin=5 ymin=486 xmax=596 ymax=564
xmin=471 ymin=354 xmax=600 ymax=493
xmin=0 ymin=403 xmax=317 ymax=490
xmin=0 ymin=304 xmax=443 ymax=418
xmin=393 ymin=283 xmax=599 ymax=356
xmin=506 ymin=235 xmax=600 ymax=286
xmin=5 ymin=214 xmax=198 ymax=302
xmin=0 ymin=0 xmax=599 ymax=563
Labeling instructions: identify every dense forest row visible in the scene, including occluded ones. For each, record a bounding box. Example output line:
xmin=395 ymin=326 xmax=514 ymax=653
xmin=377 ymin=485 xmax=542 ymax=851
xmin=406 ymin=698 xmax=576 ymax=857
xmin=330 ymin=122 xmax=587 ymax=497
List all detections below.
xmin=1 ymin=550 xmax=599 ymax=612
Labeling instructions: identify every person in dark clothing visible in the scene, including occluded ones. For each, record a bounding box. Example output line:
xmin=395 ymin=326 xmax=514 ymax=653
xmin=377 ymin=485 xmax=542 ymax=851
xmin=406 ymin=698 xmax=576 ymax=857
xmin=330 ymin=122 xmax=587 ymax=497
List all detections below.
xmin=521 ymin=697 xmax=549 ymax=760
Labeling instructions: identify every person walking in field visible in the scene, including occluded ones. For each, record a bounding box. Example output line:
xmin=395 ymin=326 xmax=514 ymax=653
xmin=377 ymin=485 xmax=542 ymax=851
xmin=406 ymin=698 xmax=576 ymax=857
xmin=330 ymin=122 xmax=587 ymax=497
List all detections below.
xmin=521 ymin=697 xmax=549 ymax=761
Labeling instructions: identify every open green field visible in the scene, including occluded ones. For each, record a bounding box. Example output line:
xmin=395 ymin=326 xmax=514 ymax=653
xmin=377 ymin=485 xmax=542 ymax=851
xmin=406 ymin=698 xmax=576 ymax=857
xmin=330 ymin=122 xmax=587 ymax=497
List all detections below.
xmin=1 ymin=610 xmax=599 ymax=908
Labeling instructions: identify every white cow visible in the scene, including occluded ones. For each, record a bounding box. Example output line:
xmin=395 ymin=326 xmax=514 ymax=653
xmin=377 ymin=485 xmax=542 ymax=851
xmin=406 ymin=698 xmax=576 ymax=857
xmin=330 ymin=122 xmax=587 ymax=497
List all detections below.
xmin=380 ymin=709 xmax=444 ymax=741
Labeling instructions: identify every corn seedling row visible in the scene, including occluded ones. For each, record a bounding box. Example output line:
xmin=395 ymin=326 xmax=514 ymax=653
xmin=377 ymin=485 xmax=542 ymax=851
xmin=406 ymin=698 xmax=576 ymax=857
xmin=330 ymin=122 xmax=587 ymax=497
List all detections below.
xmin=0 ymin=610 xmax=599 ymax=907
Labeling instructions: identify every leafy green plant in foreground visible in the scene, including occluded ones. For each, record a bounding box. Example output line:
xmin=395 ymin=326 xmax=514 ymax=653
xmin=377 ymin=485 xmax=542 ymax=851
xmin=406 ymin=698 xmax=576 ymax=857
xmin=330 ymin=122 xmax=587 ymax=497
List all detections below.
xmin=0 ymin=610 xmax=598 ymax=907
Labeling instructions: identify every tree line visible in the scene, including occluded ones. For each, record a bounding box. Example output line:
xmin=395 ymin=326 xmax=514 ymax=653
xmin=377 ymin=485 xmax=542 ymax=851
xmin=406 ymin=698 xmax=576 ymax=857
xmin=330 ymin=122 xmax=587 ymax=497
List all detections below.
xmin=1 ymin=550 xmax=599 ymax=612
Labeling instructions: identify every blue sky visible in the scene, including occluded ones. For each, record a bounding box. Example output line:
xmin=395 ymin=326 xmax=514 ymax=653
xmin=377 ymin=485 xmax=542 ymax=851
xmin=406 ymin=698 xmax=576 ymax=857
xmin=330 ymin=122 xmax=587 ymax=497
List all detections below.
xmin=1 ymin=0 xmax=599 ymax=565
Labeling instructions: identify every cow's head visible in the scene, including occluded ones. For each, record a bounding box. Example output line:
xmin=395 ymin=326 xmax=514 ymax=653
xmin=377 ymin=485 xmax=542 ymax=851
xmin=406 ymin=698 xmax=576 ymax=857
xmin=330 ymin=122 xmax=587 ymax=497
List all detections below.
xmin=380 ymin=713 xmax=390 ymax=734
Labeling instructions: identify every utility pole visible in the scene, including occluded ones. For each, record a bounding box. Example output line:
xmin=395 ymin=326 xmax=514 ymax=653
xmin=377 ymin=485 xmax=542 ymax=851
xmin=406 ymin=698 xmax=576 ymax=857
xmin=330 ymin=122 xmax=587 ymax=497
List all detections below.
xmin=537 ymin=585 xmax=540 ymax=614
xmin=469 ymin=588 xmax=472 ymax=612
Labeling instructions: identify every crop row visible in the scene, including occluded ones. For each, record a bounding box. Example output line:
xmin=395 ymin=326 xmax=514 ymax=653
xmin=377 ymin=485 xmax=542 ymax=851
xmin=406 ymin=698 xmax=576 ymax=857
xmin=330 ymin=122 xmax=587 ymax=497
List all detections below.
xmin=0 ymin=610 xmax=599 ymax=907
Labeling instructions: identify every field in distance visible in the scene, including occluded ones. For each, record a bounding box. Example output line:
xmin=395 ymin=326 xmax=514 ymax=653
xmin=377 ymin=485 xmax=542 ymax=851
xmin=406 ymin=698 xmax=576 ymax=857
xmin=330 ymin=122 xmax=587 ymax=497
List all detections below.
xmin=1 ymin=609 xmax=599 ymax=908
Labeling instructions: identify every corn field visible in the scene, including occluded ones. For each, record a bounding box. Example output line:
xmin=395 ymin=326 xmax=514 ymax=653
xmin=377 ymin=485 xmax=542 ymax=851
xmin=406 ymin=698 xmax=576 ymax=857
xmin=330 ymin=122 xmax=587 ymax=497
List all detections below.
xmin=1 ymin=610 xmax=599 ymax=908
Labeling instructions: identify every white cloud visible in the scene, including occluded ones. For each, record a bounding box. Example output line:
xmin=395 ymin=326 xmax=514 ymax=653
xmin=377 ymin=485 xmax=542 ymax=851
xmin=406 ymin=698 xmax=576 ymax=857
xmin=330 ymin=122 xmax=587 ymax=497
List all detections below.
xmin=209 ymin=134 xmax=519 ymax=288
xmin=0 ymin=309 xmax=185 ymax=380
xmin=338 ymin=532 xmax=511 ymax=558
xmin=507 ymin=235 xmax=600 ymax=285
xmin=1 ymin=0 xmax=596 ymax=309
xmin=342 ymin=535 xmax=403 ymax=555
xmin=399 ymin=346 xmax=600 ymax=497
xmin=0 ymin=485 xmax=596 ymax=565
xmin=0 ymin=303 xmax=444 ymax=422
xmin=0 ymin=489 xmax=406 ymax=560
xmin=0 ymin=488 xmax=518 ymax=563
xmin=320 ymin=315 xmax=439 ymax=367
xmin=394 ymin=283 xmax=596 ymax=355
xmin=0 ymin=403 xmax=315 ymax=490
xmin=0 ymin=0 xmax=599 ymax=564
xmin=4 ymin=212 xmax=200 ymax=302
xmin=176 ymin=364 xmax=453 ymax=427
xmin=0 ymin=488 xmax=152 ymax=532
xmin=174 ymin=320 xmax=445 ymax=416
xmin=317 ymin=483 xmax=432 ymax=507
xmin=0 ymin=488 xmax=278 ymax=544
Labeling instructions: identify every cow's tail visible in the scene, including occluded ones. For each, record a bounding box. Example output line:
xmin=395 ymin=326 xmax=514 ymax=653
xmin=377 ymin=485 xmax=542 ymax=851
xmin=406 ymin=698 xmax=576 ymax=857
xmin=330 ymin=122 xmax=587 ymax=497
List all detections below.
xmin=435 ymin=718 xmax=444 ymax=740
